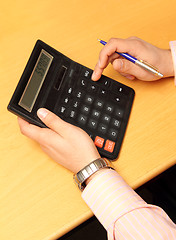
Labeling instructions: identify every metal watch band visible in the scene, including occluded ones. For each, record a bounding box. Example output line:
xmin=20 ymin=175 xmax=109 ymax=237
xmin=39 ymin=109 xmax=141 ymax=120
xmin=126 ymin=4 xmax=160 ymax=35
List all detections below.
xmin=73 ymin=158 xmax=114 ymax=191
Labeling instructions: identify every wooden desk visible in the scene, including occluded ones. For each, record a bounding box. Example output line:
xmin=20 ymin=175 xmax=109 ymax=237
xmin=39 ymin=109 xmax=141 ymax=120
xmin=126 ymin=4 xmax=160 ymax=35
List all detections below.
xmin=0 ymin=0 xmax=176 ymax=239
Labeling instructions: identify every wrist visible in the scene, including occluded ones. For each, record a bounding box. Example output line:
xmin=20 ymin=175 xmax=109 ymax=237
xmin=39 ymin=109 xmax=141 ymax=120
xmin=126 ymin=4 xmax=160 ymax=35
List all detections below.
xmin=160 ymin=49 xmax=174 ymax=78
xmin=84 ymin=168 xmax=110 ymax=186
xmin=73 ymin=158 xmax=114 ymax=191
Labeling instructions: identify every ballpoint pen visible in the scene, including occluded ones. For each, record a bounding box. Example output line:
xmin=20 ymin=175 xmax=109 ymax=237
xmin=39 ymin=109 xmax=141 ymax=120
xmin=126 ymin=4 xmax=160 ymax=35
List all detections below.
xmin=98 ymin=39 xmax=163 ymax=77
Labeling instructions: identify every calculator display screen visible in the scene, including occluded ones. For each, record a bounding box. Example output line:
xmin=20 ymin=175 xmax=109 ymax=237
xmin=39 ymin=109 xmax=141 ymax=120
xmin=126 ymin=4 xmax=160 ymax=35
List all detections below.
xmin=19 ymin=49 xmax=53 ymax=112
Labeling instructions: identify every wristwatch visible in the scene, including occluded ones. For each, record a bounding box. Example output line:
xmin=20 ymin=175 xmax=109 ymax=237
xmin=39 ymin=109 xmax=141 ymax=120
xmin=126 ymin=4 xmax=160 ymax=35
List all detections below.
xmin=73 ymin=158 xmax=114 ymax=191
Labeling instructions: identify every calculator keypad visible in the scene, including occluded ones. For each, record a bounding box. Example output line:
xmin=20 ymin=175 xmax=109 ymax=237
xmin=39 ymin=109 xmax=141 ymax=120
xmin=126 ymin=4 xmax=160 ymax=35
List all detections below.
xmin=8 ymin=41 xmax=134 ymax=161
xmin=55 ymin=66 xmax=134 ymax=159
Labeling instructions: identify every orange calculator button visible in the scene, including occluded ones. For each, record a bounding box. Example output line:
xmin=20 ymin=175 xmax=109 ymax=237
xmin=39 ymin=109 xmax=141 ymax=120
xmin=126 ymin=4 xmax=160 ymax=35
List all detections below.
xmin=104 ymin=140 xmax=115 ymax=153
xmin=94 ymin=136 xmax=104 ymax=148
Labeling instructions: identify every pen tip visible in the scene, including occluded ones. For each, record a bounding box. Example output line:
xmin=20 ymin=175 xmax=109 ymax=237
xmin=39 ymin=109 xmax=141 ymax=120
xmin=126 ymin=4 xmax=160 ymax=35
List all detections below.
xmin=97 ymin=39 xmax=101 ymax=42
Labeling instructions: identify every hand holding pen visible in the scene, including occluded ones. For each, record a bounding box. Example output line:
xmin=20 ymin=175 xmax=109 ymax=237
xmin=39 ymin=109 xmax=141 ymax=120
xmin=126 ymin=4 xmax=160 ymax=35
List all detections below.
xmin=92 ymin=37 xmax=174 ymax=81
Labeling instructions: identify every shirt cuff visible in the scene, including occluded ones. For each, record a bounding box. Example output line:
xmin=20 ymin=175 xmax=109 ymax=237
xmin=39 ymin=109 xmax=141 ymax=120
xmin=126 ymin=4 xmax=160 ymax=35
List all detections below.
xmin=81 ymin=169 xmax=147 ymax=231
xmin=169 ymin=41 xmax=176 ymax=86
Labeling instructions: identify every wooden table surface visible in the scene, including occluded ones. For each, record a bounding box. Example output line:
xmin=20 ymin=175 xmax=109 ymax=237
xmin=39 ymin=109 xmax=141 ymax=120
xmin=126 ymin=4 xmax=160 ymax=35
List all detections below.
xmin=0 ymin=0 xmax=176 ymax=239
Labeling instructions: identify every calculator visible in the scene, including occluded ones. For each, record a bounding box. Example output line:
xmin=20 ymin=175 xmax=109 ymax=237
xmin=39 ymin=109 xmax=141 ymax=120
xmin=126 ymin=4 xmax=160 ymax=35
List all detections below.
xmin=8 ymin=40 xmax=135 ymax=160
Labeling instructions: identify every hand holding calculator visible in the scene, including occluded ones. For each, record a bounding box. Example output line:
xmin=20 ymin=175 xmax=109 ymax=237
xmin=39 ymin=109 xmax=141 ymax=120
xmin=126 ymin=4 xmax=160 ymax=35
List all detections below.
xmin=8 ymin=40 xmax=135 ymax=160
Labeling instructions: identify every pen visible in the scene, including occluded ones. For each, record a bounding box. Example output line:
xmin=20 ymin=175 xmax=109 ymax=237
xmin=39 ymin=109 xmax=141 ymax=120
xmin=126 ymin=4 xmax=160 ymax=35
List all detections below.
xmin=98 ymin=39 xmax=163 ymax=77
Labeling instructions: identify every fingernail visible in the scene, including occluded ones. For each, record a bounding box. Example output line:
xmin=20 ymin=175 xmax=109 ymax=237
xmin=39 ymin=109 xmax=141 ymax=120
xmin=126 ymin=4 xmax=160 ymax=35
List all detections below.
xmin=91 ymin=71 xmax=97 ymax=81
xmin=37 ymin=108 xmax=48 ymax=119
xmin=126 ymin=75 xmax=135 ymax=80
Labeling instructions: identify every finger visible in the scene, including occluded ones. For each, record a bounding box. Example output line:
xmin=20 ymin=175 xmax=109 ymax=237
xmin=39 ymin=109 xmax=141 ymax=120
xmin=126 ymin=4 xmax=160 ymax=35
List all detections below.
xmin=98 ymin=38 xmax=137 ymax=69
xmin=92 ymin=53 xmax=118 ymax=81
xmin=18 ymin=117 xmax=29 ymax=126
xmin=112 ymin=58 xmax=146 ymax=79
xmin=92 ymin=37 xmax=139 ymax=81
xmin=18 ymin=117 xmax=61 ymax=147
xmin=18 ymin=117 xmax=48 ymax=141
xmin=37 ymin=108 xmax=73 ymax=135
xmin=17 ymin=117 xmax=35 ymax=136
xmin=119 ymin=72 xmax=135 ymax=80
xmin=91 ymin=62 xmax=104 ymax=81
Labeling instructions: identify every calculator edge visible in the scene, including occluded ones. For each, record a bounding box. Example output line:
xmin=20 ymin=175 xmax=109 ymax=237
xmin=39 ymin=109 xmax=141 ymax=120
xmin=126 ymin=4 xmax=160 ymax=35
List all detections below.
xmin=7 ymin=39 xmax=135 ymax=160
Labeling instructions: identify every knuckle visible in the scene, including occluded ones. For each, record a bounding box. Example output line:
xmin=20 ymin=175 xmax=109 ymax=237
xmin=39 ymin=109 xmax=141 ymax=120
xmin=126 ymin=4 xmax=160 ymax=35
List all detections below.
xmin=127 ymin=36 xmax=144 ymax=47
xmin=108 ymin=38 xmax=120 ymax=46
xmin=127 ymin=36 xmax=139 ymax=40
xmin=108 ymin=37 xmax=116 ymax=43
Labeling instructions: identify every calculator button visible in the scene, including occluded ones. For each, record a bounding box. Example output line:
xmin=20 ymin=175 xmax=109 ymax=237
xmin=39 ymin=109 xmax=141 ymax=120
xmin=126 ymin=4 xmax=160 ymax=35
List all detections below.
xmin=117 ymin=86 xmax=130 ymax=96
xmin=102 ymin=114 xmax=111 ymax=123
xmin=103 ymin=80 xmax=109 ymax=87
xmin=85 ymin=95 xmax=94 ymax=105
xmin=75 ymin=90 xmax=84 ymax=99
xmin=94 ymin=136 xmax=104 ymax=148
xmin=67 ymin=87 xmax=73 ymax=94
xmin=88 ymin=119 xmax=98 ymax=129
xmin=88 ymin=83 xmax=98 ymax=93
xmin=99 ymin=78 xmax=110 ymax=87
xmin=78 ymin=114 xmax=87 ymax=125
xmin=68 ymin=109 xmax=77 ymax=119
xmin=81 ymin=105 xmax=90 ymax=114
xmin=83 ymin=69 xmax=92 ymax=78
xmin=112 ymin=118 xmax=121 ymax=128
xmin=118 ymin=87 xmax=123 ymax=93
xmin=104 ymin=140 xmax=115 ymax=153
xmin=78 ymin=79 xmax=87 ymax=88
xmin=111 ymin=94 xmax=121 ymax=103
xmin=94 ymin=99 xmax=104 ymax=109
xmin=62 ymin=97 xmax=70 ymax=105
xmin=112 ymin=83 xmax=128 ymax=95
xmin=105 ymin=103 xmax=114 ymax=113
xmin=98 ymin=123 xmax=107 ymax=134
xmin=72 ymin=100 xmax=80 ymax=108
xmin=68 ymin=68 xmax=74 ymax=78
xmin=92 ymin=109 xmax=101 ymax=119
xmin=58 ymin=106 xmax=66 ymax=115
xmin=115 ymin=108 xmax=124 ymax=118
xmin=108 ymin=129 xmax=118 ymax=140
xmin=99 ymin=88 xmax=107 ymax=97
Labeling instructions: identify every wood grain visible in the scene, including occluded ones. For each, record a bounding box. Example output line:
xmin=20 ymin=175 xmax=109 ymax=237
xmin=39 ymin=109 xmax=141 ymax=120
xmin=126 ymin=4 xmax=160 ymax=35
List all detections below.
xmin=0 ymin=0 xmax=176 ymax=239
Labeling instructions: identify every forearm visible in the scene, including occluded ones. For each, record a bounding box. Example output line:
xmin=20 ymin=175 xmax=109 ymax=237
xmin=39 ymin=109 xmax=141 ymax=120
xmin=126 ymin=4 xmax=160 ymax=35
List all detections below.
xmin=82 ymin=169 xmax=176 ymax=240
xmin=170 ymin=41 xmax=176 ymax=85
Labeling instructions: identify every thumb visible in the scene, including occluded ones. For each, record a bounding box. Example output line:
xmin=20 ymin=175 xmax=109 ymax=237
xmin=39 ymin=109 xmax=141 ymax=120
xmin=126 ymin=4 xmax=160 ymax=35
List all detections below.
xmin=112 ymin=58 xmax=140 ymax=79
xmin=37 ymin=108 xmax=70 ymax=135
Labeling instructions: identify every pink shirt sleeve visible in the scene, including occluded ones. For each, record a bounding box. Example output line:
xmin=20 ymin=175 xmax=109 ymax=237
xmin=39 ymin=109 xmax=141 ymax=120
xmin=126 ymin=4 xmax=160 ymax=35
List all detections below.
xmin=82 ymin=169 xmax=176 ymax=240
xmin=170 ymin=41 xmax=176 ymax=85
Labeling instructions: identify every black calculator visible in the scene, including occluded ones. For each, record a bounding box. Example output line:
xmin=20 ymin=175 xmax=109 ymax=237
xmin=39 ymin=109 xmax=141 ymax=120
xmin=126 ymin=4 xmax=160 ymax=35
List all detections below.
xmin=8 ymin=40 xmax=135 ymax=160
